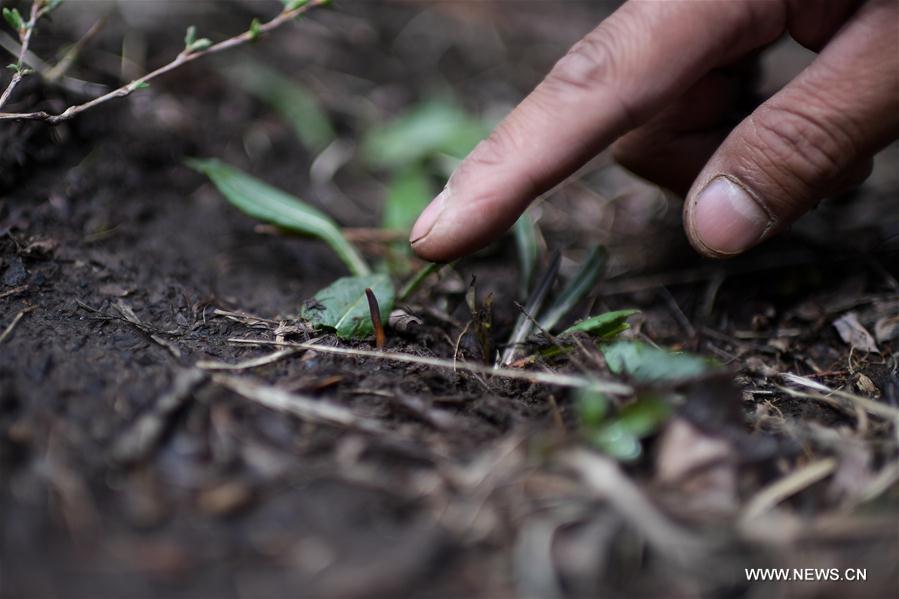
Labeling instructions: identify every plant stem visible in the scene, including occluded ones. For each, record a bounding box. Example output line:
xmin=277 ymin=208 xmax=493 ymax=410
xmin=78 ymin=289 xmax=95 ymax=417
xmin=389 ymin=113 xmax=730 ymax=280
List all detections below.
xmin=398 ymin=262 xmax=447 ymax=302
xmin=0 ymin=1 xmax=40 ymax=111
xmin=0 ymin=0 xmax=327 ymax=123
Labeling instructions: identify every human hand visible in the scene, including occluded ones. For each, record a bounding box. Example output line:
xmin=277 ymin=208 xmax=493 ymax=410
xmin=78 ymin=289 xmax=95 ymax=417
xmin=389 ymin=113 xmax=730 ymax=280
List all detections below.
xmin=409 ymin=0 xmax=899 ymax=261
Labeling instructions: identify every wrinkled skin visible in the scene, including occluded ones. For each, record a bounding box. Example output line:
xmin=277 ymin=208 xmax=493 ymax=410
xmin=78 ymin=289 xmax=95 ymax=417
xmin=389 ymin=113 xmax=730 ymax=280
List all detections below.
xmin=410 ymin=0 xmax=899 ymax=261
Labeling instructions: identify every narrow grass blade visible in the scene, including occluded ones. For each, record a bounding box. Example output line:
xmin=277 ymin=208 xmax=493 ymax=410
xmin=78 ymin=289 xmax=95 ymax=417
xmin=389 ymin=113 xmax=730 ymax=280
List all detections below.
xmin=538 ymin=245 xmax=608 ymax=332
xmin=514 ymin=212 xmax=540 ymax=298
xmin=499 ymin=252 xmax=561 ymax=366
xmin=561 ymin=309 xmax=639 ymax=338
xmin=187 ymin=158 xmax=370 ymax=276
xmin=222 ymin=61 xmax=335 ymax=153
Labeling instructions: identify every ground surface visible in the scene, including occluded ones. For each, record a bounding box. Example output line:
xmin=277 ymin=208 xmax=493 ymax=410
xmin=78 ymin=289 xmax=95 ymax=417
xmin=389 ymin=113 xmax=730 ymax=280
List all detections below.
xmin=1 ymin=2 xmax=898 ymax=598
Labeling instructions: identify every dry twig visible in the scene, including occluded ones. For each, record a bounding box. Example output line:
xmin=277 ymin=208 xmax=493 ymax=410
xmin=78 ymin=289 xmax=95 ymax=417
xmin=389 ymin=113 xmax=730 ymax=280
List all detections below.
xmin=213 ymin=374 xmax=389 ymax=435
xmin=225 ymin=337 xmax=634 ymax=395
xmin=0 ymin=305 xmax=34 ymax=343
xmin=741 ymin=457 xmax=838 ymax=522
xmin=197 ymin=348 xmax=302 ymax=371
xmin=112 ymin=368 xmax=208 ymax=463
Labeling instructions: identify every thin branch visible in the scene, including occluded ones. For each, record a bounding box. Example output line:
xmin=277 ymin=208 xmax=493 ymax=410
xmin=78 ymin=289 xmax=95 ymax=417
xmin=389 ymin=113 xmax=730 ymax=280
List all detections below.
xmin=213 ymin=374 xmax=390 ymax=435
xmin=0 ymin=1 xmax=41 ymax=111
xmin=223 ymin=336 xmax=635 ymax=396
xmin=740 ymin=457 xmax=838 ymax=522
xmin=44 ymin=15 xmax=107 ymax=82
xmin=0 ymin=0 xmax=327 ymax=123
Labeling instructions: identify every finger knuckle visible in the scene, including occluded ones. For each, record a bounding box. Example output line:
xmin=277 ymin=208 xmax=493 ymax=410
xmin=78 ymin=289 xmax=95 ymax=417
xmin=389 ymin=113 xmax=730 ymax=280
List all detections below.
xmin=742 ymin=102 xmax=858 ymax=195
xmin=550 ymin=27 xmax=620 ymax=93
xmin=545 ymin=25 xmax=638 ymax=129
xmin=462 ymin=127 xmax=519 ymax=172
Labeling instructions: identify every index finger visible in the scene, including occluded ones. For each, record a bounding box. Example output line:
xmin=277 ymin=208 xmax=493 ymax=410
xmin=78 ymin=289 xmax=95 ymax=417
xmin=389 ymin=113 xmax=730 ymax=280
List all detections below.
xmin=410 ymin=0 xmax=789 ymax=262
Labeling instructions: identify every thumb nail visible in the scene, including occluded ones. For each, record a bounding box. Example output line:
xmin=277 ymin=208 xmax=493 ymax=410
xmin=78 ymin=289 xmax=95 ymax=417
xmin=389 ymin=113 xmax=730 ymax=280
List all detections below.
xmin=691 ymin=176 xmax=771 ymax=256
xmin=410 ymin=187 xmax=449 ymax=245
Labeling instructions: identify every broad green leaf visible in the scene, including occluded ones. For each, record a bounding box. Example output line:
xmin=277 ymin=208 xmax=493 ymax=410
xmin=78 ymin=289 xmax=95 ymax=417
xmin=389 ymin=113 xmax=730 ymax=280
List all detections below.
xmin=361 ymin=99 xmax=488 ymax=169
xmin=539 ymin=246 xmax=608 ymax=331
xmin=186 ymin=158 xmax=370 ymax=276
xmin=513 ymin=212 xmax=540 ymax=298
xmin=223 ymin=61 xmax=335 ymax=153
xmin=614 ymin=395 xmax=671 ymax=437
xmin=562 ymin=309 xmax=638 ymax=338
xmin=576 ymin=388 xmax=609 ymax=428
xmin=602 ymin=340 xmax=714 ymax=383
xmin=588 ymin=425 xmax=642 ymax=461
xmin=586 ymin=396 xmax=671 ymax=461
xmin=301 ymin=274 xmax=395 ymax=339
xmin=383 ymin=165 xmax=432 ymax=233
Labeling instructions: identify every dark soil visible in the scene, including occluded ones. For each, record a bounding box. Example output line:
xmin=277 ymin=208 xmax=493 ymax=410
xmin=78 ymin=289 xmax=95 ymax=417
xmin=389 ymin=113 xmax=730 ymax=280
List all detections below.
xmin=2 ymin=2 xmax=898 ymax=598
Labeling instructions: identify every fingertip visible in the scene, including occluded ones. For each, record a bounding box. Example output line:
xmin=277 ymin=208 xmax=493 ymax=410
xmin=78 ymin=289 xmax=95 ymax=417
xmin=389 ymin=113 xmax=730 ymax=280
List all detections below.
xmin=684 ymin=175 xmax=773 ymax=258
xmin=409 ymin=188 xmax=449 ymax=245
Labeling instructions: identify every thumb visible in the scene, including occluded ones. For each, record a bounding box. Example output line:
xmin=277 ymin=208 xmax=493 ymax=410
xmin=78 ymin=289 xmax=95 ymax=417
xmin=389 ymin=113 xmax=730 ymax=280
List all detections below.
xmin=684 ymin=0 xmax=899 ymax=258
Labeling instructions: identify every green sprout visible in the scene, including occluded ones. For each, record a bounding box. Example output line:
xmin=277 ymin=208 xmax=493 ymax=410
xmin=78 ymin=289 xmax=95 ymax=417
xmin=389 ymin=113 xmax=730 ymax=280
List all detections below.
xmin=183 ymin=25 xmax=212 ymax=54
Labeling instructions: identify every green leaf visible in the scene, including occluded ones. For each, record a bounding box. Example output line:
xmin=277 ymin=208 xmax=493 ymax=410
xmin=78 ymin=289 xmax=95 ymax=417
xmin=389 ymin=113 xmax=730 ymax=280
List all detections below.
xmin=184 ymin=25 xmax=197 ymax=49
xmin=3 ymin=8 xmax=23 ymax=32
xmin=132 ymin=81 xmax=150 ymax=90
xmin=601 ymin=340 xmax=715 ymax=383
xmin=615 ymin=395 xmax=671 ymax=437
xmin=361 ymin=98 xmax=488 ymax=169
xmin=188 ymin=38 xmax=212 ymax=52
xmin=539 ymin=246 xmax=608 ymax=331
xmin=301 ymin=274 xmax=395 ymax=339
xmin=513 ymin=212 xmax=540 ymax=298
xmin=499 ymin=252 xmax=560 ymax=367
xmin=281 ymin=0 xmax=310 ymax=10
xmin=383 ymin=165 xmax=432 ymax=234
xmin=382 ymin=166 xmax=432 ymax=274
xmin=223 ymin=61 xmax=335 ymax=153
xmin=562 ymin=309 xmax=638 ymax=338
xmin=586 ymin=396 xmax=671 ymax=461
xmin=186 ymin=158 xmax=370 ymax=276
xmin=576 ymin=388 xmax=609 ymax=428
xmin=248 ymin=18 xmax=262 ymax=40
xmin=183 ymin=25 xmax=212 ymax=53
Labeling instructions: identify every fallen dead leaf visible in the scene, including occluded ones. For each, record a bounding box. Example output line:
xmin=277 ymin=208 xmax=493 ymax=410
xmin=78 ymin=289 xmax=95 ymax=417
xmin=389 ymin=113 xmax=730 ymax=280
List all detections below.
xmin=874 ymin=315 xmax=899 ymax=344
xmin=655 ymin=418 xmax=738 ymax=514
xmin=833 ymin=312 xmax=878 ymax=353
